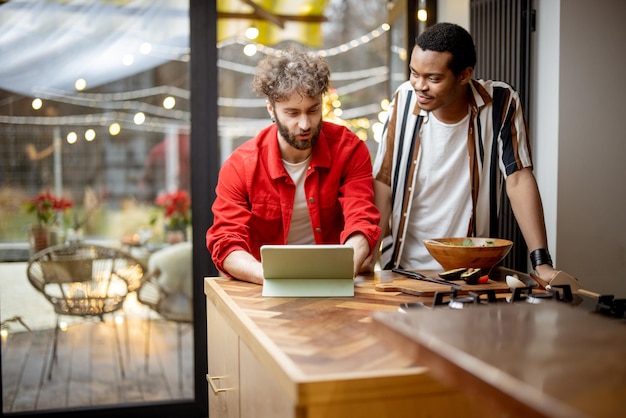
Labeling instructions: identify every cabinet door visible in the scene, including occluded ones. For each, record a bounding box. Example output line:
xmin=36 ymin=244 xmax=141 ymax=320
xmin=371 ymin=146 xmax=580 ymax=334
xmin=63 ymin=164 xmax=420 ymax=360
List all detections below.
xmin=239 ymin=341 xmax=294 ymax=418
xmin=207 ymin=300 xmax=240 ymax=418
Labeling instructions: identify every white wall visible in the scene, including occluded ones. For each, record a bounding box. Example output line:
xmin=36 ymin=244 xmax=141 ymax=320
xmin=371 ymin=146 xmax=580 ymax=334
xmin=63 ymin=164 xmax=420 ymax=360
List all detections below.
xmin=550 ymin=0 xmax=626 ymax=296
xmin=437 ymin=0 xmax=470 ymax=30
xmin=440 ymin=0 xmax=626 ymax=296
xmin=530 ymin=0 xmax=559 ymax=269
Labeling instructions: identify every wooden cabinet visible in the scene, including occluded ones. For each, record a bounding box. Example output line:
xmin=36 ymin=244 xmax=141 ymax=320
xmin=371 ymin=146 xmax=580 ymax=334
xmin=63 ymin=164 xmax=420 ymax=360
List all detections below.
xmin=205 ymin=276 xmax=481 ymax=418
xmin=206 ymin=300 xmax=239 ymax=418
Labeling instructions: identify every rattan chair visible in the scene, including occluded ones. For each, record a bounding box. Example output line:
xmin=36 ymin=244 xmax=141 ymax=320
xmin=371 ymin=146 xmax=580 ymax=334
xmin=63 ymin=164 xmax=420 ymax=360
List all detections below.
xmin=136 ymin=241 xmax=192 ymax=393
xmin=26 ymin=242 xmax=147 ymax=380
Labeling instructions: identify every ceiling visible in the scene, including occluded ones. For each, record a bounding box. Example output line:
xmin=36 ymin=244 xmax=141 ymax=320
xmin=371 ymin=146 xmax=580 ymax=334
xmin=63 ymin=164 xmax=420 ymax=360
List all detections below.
xmin=0 ymin=0 xmax=329 ymax=97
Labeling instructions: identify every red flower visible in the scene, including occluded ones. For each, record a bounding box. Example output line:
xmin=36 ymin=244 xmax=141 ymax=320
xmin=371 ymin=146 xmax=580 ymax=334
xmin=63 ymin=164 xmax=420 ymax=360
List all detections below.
xmin=154 ymin=190 xmax=191 ymax=228
xmin=23 ymin=190 xmax=74 ymax=227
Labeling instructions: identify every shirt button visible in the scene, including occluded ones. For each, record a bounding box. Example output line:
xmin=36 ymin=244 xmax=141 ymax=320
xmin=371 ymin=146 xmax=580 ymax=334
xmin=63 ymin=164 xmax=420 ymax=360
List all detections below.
xmin=309 ymin=197 xmax=315 ymax=204
xmin=315 ymin=227 xmax=321 ymax=233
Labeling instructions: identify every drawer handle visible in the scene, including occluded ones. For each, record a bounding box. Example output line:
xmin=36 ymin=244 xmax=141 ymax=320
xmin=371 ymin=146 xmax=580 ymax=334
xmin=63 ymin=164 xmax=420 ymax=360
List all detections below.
xmin=207 ymin=374 xmax=228 ymax=394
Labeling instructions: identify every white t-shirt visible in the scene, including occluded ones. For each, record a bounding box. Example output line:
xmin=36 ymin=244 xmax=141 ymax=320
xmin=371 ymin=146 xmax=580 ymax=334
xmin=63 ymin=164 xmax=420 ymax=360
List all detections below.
xmin=283 ymin=156 xmax=315 ymax=245
xmin=400 ymin=112 xmax=472 ymax=269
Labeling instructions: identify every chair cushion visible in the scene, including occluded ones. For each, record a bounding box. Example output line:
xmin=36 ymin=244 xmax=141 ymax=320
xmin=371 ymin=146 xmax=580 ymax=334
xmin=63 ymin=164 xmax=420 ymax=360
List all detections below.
xmin=148 ymin=242 xmax=192 ymax=299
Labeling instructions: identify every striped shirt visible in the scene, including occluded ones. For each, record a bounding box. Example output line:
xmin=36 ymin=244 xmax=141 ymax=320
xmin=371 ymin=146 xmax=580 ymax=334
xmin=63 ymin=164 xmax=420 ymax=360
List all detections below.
xmin=372 ymin=79 xmax=533 ymax=269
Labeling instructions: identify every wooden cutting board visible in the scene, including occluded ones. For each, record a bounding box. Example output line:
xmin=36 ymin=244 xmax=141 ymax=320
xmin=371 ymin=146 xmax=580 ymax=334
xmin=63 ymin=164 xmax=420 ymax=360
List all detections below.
xmin=374 ymin=269 xmax=511 ymax=297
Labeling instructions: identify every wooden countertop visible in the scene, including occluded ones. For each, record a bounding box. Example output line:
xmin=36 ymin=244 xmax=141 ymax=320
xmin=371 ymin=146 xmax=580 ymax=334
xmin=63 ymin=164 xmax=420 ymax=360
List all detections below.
xmin=205 ymin=273 xmax=424 ymax=378
xmin=204 ymin=272 xmax=486 ymax=416
xmin=373 ymin=300 xmax=626 ymax=418
xmin=204 ymin=268 xmax=513 ymax=379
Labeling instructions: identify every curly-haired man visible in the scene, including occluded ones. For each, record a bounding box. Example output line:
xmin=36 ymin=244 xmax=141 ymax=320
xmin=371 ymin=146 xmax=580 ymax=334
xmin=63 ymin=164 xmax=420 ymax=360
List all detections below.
xmin=207 ymin=45 xmax=380 ymax=284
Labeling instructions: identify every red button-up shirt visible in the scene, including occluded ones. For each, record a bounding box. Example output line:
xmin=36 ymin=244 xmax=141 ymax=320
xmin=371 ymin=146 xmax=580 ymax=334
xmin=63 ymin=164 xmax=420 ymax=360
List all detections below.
xmin=206 ymin=121 xmax=381 ymax=274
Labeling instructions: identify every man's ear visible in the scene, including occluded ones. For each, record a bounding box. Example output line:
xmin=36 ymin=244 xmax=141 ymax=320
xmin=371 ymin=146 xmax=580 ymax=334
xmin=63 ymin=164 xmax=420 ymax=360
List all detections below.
xmin=266 ymin=100 xmax=275 ymax=121
xmin=459 ymin=67 xmax=473 ymax=85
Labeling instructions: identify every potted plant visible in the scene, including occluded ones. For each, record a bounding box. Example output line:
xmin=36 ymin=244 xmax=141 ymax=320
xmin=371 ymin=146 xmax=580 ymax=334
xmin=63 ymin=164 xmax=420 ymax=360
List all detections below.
xmin=23 ymin=190 xmax=73 ymax=253
xmin=152 ymin=190 xmax=191 ymax=244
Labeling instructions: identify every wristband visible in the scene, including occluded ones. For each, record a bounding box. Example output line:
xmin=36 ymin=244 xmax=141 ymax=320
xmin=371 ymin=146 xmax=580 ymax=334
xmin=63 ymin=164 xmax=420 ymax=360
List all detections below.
xmin=530 ymin=248 xmax=553 ymax=270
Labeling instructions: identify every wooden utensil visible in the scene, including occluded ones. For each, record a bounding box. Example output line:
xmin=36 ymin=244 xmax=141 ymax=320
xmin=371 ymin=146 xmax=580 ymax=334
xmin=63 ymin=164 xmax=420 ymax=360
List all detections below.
xmin=530 ymin=271 xmax=601 ymax=301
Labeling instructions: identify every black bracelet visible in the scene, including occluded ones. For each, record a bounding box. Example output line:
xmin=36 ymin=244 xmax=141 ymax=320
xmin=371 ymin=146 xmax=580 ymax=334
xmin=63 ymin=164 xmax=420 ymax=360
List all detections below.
xmin=530 ymin=248 xmax=553 ymax=270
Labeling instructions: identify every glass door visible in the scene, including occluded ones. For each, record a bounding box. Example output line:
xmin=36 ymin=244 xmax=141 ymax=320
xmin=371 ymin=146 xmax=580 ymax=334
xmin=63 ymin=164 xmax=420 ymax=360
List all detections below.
xmin=1 ymin=0 xmax=194 ymax=414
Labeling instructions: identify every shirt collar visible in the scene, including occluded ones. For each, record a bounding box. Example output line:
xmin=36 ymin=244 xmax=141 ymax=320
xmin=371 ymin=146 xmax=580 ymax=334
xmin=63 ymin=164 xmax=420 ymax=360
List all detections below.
xmin=468 ymin=79 xmax=492 ymax=113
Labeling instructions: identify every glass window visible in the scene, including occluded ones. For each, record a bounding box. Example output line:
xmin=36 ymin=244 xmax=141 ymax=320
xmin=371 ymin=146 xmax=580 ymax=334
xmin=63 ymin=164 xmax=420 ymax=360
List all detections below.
xmin=1 ymin=1 xmax=193 ymax=413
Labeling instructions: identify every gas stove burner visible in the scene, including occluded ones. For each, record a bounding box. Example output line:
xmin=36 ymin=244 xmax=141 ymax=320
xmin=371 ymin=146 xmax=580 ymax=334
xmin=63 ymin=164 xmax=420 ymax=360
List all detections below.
xmin=396 ymin=279 xmax=626 ymax=320
xmin=525 ymin=292 xmax=554 ymax=304
xmin=448 ymin=289 xmax=498 ymax=309
xmin=398 ymin=289 xmax=457 ymax=312
xmin=508 ymin=285 xmax=569 ymax=304
xmin=398 ymin=289 xmax=498 ymax=312
xmin=595 ymin=295 xmax=626 ymax=318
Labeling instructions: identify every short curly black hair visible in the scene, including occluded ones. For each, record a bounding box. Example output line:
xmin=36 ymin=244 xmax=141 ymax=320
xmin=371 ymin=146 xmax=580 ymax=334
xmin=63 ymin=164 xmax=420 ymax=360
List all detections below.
xmin=416 ymin=22 xmax=476 ymax=76
xmin=252 ymin=43 xmax=330 ymax=104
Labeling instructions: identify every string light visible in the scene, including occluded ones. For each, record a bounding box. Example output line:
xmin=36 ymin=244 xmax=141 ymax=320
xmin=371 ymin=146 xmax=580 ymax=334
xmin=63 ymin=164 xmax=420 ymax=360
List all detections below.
xmin=139 ymin=42 xmax=152 ymax=54
xmin=372 ymin=122 xmax=384 ymax=143
xmin=109 ymin=122 xmax=121 ymax=136
xmin=133 ymin=112 xmax=146 ymax=125
xmin=162 ymin=96 xmax=176 ymax=109
xmin=66 ymin=131 xmax=78 ymax=144
xmin=417 ymin=0 xmax=428 ymax=23
xmin=75 ymin=78 xmax=87 ymax=91
xmin=4 ymin=23 xmax=398 ymax=139
xmin=85 ymin=129 xmax=96 ymax=141
xmin=216 ymin=23 xmax=394 ymax=59
xmin=245 ymin=25 xmax=259 ymax=40
xmin=122 ymin=53 xmax=134 ymax=66
xmin=0 ymin=112 xmax=187 ymax=133
xmin=243 ymin=44 xmax=257 ymax=57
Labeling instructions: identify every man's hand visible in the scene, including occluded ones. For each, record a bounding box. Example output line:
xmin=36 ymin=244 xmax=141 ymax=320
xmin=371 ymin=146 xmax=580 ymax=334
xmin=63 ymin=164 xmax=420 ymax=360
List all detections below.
xmin=344 ymin=233 xmax=371 ymax=277
xmin=534 ymin=264 xmax=558 ymax=284
xmin=359 ymin=251 xmax=377 ymax=274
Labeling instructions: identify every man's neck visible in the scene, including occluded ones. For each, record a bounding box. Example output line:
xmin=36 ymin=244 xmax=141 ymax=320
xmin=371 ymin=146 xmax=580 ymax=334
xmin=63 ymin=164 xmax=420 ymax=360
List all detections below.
xmin=279 ymin=140 xmax=312 ymax=164
xmin=433 ymin=85 xmax=472 ymax=124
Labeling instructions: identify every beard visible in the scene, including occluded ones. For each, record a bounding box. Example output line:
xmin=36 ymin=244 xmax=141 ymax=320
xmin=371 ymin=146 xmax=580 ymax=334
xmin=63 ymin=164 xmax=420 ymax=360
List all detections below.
xmin=275 ymin=114 xmax=322 ymax=150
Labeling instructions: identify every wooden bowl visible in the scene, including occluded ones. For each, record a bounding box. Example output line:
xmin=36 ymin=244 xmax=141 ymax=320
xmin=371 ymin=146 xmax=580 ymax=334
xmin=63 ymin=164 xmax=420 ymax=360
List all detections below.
xmin=423 ymin=237 xmax=513 ymax=272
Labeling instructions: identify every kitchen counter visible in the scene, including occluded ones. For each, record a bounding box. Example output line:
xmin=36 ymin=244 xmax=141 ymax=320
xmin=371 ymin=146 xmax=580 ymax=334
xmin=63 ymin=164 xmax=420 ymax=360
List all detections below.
xmin=374 ymin=300 xmax=626 ymax=418
xmin=204 ymin=273 xmax=482 ymax=418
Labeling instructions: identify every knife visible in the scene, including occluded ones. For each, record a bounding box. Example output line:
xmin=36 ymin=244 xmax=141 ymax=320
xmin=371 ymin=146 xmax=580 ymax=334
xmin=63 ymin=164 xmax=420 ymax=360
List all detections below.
xmin=392 ymin=268 xmax=461 ymax=289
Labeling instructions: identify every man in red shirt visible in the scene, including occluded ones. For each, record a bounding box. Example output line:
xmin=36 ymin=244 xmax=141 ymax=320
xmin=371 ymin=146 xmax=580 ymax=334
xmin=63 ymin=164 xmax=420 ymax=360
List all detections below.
xmin=206 ymin=45 xmax=381 ymax=284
